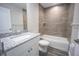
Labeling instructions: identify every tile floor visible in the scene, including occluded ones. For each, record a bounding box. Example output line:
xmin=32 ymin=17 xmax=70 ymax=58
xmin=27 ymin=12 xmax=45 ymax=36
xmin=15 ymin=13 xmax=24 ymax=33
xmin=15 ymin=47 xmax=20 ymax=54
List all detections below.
xmin=47 ymin=46 xmax=68 ymax=56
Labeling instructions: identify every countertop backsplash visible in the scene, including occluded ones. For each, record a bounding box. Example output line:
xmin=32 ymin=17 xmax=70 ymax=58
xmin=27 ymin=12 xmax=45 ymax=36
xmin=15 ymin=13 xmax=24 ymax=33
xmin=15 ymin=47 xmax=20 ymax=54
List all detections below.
xmin=0 ymin=30 xmax=27 ymax=38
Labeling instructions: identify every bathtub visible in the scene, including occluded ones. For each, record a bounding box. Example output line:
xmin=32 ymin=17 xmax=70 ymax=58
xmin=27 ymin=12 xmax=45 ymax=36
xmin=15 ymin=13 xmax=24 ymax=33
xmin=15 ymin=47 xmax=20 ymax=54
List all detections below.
xmin=41 ymin=35 xmax=69 ymax=52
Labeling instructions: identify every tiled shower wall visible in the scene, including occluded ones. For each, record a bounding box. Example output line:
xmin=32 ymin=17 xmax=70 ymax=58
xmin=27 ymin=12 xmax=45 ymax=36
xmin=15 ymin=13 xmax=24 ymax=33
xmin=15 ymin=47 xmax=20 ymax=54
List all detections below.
xmin=39 ymin=4 xmax=74 ymax=38
xmin=39 ymin=5 xmax=46 ymax=34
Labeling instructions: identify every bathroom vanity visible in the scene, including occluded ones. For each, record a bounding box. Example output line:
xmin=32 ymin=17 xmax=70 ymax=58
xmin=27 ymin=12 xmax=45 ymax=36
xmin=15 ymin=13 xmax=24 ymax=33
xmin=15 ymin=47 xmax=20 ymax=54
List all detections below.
xmin=0 ymin=5 xmax=40 ymax=56
xmin=0 ymin=32 xmax=40 ymax=56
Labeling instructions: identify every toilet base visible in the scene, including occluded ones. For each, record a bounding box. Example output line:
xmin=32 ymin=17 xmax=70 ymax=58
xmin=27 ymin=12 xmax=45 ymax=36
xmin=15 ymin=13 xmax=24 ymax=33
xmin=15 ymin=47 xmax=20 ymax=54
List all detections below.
xmin=39 ymin=51 xmax=47 ymax=56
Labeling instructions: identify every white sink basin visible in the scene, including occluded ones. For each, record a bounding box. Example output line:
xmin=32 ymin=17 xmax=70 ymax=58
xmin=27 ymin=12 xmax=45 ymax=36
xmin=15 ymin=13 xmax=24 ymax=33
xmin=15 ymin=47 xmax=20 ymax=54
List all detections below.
xmin=12 ymin=34 xmax=32 ymax=42
xmin=10 ymin=32 xmax=34 ymax=42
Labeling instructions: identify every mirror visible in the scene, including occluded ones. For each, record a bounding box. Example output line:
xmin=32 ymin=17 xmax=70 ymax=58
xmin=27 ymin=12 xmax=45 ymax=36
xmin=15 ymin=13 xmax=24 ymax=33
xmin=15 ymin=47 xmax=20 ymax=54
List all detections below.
xmin=0 ymin=3 xmax=27 ymax=34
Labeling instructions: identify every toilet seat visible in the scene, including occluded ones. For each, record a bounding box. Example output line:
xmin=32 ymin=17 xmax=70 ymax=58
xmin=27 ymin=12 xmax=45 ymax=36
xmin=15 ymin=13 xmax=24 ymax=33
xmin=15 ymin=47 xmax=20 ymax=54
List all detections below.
xmin=39 ymin=40 xmax=49 ymax=46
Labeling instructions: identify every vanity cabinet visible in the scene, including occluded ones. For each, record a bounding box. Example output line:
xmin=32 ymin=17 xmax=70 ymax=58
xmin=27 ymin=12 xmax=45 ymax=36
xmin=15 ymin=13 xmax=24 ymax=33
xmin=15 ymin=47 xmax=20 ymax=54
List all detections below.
xmin=6 ymin=36 xmax=40 ymax=56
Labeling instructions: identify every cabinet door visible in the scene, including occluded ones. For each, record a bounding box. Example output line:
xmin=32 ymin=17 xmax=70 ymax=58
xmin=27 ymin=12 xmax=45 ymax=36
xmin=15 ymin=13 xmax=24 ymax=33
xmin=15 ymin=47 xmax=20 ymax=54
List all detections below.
xmin=27 ymin=36 xmax=40 ymax=56
xmin=0 ymin=7 xmax=12 ymax=33
xmin=6 ymin=42 xmax=29 ymax=56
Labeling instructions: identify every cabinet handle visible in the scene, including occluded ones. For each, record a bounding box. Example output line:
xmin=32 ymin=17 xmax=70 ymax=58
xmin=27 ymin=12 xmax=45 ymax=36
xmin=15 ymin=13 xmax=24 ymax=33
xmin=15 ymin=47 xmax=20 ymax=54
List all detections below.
xmin=28 ymin=48 xmax=33 ymax=53
xmin=28 ymin=50 xmax=30 ymax=53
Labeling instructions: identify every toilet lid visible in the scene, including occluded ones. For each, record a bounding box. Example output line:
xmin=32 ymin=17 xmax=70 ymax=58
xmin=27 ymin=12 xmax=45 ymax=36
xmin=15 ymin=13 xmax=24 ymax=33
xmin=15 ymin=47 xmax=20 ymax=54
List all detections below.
xmin=39 ymin=40 xmax=49 ymax=46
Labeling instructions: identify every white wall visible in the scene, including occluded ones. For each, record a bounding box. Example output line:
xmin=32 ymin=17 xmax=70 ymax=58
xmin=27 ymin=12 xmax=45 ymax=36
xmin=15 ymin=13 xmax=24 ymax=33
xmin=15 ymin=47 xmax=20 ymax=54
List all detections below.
xmin=27 ymin=3 xmax=39 ymax=33
xmin=71 ymin=3 xmax=79 ymax=41
xmin=73 ymin=4 xmax=79 ymax=24
xmin=0 ymin=4 xmax=24 ymax=33
xmin=69 ymin=4 xmax=79 ymax=56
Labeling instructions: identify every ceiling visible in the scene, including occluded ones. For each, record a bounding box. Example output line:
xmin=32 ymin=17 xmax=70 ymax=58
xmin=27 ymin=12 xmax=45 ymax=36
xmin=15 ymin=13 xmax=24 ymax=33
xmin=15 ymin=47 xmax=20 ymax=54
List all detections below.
xmin=0 ymin=3 xmax=26 ymax=9
xmin=10 ymin=3 xmax=26 ymax=9
xmin=11 ymin=3 xmax=60 ymax=9
xmin=0 ymin=3 xmax=61 ymax=9
xmin=7 ymin=3 xmax=60 ymax=9
xmin=40 ymin=3 xmax=61 ymax=8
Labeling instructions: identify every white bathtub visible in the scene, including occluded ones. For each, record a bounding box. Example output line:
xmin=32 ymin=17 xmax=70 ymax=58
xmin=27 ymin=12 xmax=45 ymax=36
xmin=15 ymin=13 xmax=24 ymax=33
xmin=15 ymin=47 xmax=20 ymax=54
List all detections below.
xmin=41 ymin=35 xmax=69 ymax=52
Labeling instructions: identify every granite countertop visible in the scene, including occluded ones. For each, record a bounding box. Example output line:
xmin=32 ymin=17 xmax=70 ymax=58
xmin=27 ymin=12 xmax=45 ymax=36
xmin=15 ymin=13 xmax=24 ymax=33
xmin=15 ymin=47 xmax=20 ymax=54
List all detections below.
xmin=0 ymin=31 xmax=27 ymax=39
xmin=1 ymin=32 xmax=40 ymax=52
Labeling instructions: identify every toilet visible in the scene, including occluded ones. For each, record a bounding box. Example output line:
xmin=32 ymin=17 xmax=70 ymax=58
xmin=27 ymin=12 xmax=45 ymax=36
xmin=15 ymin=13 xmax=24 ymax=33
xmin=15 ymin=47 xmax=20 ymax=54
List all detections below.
xmin=39 ymin=40 xmax=49 ymax=56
